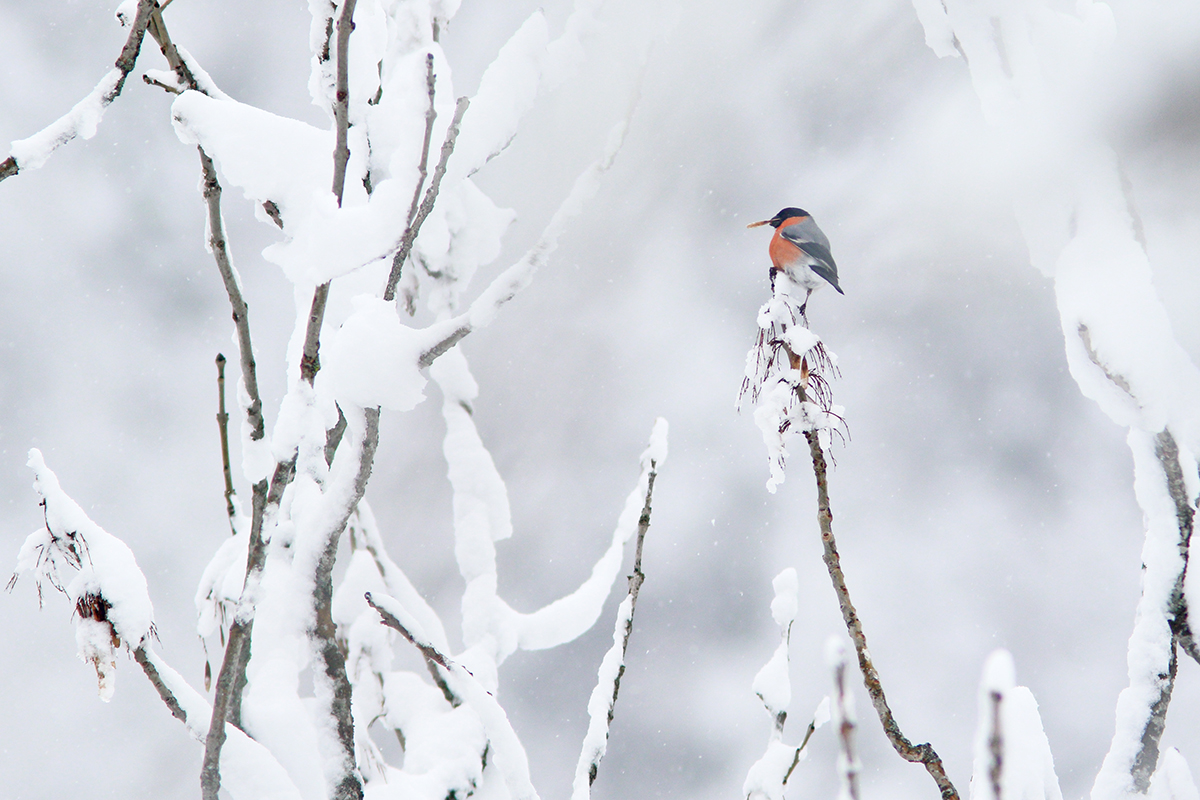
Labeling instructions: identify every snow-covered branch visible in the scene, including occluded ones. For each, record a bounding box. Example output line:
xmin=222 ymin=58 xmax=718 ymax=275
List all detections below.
xmin=912 ymin=3 xmax=1200 ymax=793
xmin=570 ymin=419 xmax=666 ymax=800
xmin=743 ymin=569 xmax=830 ymax=800
xmin=0 ymin=0 xmax=157 ymax=182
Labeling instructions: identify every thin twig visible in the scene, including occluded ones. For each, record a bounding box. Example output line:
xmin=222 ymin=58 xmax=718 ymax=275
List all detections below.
xmin=0 ymin=0 xmax=157 ymax=183
xmin=215 ymin=354 xmax=236 ymax=524
xmin=781 ymin=720 xmax=819 ymax=786
xmin=804 ymin=429 xmax=960 ymax=800
xmin=408 ymin=54 xmax=437 ymax=228
xmin=331 ymin=0 xmax=359 ymax=207
xmin=987 ymin=691 xmax=1003 ymax=800
xmin=383 ymin=97 xmax=470 ymax=302
xmin=143 ymin=11 xmax=277 ymax=795
xmin=366 ymin=592 xmax=454 ymax=672
xmin=830 ymin=650 xmax=861 ymax=800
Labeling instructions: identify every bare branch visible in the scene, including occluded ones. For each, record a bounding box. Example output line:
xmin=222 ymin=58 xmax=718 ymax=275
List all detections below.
xmin=383 ymin=96 xmax=470 ymax=302
xmin=138 ymin=13 xmax=274 ymax=785
xmin=0 ymin=0 xmax=157 ymax=183
xmin=805 ymin=429 xmax=960 ymax=800
xmin=134 ymin=645 xmax=188 ymax=726
xmin=215 ymin=354 xmax=236 ymax=524
xmin=331 ymin=0 xmax=359 ymax=207
xmin=199 ymin=148 xmax=266 ymax=441
xmin=300 ymin=282 xmax=332 ymax=384
xmin=781 ymin=719 xmax=819 ymax=787
xmin=301 ymin=0 xmax=360 ymax=387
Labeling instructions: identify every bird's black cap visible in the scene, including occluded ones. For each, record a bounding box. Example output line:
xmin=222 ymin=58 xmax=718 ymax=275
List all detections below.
xmin=769 ymin=208 xmax=809 ymax=227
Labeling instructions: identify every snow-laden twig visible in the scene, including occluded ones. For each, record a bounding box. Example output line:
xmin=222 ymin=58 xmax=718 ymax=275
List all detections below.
xmin=570 ymin=420 xmax=665 ymax=800
xmin=366 ymin=592 xmax=541 ymax=800
xmin=383 ymin=96 xmax=470 ymax=302
xmin=0 ymin=0 xmax=157 ymax=181
xmin=135 ymin=645 xmax=305 ymax=800
xmin=11 ymin=450 xmax=155 ymax=701
xmin=743 ymin=569 xmax=830 ymax=800
xmin=418 ymin=111 xmax=632 ymax=367
xmin=300 ymin=0 xmax=361 ymax=387
xmin=805 ymin=429 xmax=959 ymax=799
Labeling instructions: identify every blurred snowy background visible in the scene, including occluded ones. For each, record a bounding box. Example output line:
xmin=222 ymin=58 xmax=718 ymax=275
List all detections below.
xmin=2 ymin=0 xmax=1200 ymax=798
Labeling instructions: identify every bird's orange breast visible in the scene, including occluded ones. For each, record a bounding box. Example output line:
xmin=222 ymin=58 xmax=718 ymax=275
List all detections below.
xmin=767 ymin=216 xmax=807 ymax=269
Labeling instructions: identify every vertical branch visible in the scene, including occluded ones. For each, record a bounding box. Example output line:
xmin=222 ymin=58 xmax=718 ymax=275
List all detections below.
xmin=829 ymin=642 xmax=861 ymax=800
xmin=312 ymin=408 xmax=380 ymax=800
xmin=987 ymin=691 xmax=1003 ymax=800
xmin=144 ymin=12 xmax=276 ymax=796
xmin=215 ymin=354 xmax=236 ymax=524
xmin=301 ymin=0 xmax=358 ymax=386
xmin=408 ymin=54 xmax=437 ymax=228
xmin=330 ymin=0 xmax=358 ymax=208
xmin=805 ymin=430 xmax=960 ymax=800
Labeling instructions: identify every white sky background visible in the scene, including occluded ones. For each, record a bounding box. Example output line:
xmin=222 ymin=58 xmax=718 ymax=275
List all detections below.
xmin=2 ymin=1 xmax=1200 ymax=799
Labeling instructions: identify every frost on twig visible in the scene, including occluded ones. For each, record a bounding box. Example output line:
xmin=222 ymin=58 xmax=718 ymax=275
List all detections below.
xmin=10 ymin=450 xmax=155 ymax=703
xmin=742 ymin=569 xmax=830 ymax=800
xmin=1 ymin=0 xmax=157 ymax=182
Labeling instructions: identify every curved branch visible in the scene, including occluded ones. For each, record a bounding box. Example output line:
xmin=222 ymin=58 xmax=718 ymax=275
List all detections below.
xmin=804 ymin=429 xmax=959 ymax=800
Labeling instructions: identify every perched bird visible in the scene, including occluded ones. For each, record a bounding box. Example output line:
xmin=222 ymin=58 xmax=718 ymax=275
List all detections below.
xmin=747 ymin=208 xmax=843 ymax=297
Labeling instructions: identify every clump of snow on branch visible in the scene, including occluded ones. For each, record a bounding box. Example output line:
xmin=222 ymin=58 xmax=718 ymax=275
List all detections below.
xmin=744 ymin=568 xmax=829 ymax=800
xmin=739 ymin=272 xmax=843 ymax=492
xmin=970 ymin=649 xmax=1062 ymax=800
xmin=318 ymin=295 xmax=429 ymax=411
xmin=11 ymin=449 xmax=155 ymax=701
xmin=1148 ymin=749 xmax=1200 ymax=800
